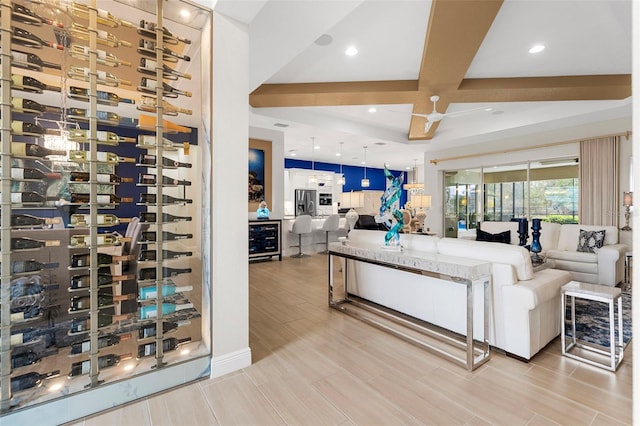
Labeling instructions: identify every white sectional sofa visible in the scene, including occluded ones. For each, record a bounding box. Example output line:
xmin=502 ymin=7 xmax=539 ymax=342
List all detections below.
xmin=343 ymin=230 xmax=572 ymax=360
xmin=478 ymin=221 xmax=627 ymax=286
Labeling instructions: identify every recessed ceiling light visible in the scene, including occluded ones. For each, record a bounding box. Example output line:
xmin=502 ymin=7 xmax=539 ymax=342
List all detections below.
xmin=314 ymin=145 xmax=320 ymax=150
xmin=336 ymin=152 xmax=341 ymax=157
xmin=273 ymin=122 xmax=289 ymax=128
xmin=180 ymin=9 xmax=191 ymax=19
xmin=529 ymin=44 xmax=545 ymax=54
xmin=368 ymin=107 xmax=377 ymax=113
xmin=484 ymin=107 xmax=493 ymax=112
xmin=345 ymin=46 xmax=358 ymax=56
xmin=361 ymin=161 xmax=366 ymax=165
xmin=406 ymin=166 xmax=412 ymax=170
xmin=374 ymin=142 xmax=386 ymax=146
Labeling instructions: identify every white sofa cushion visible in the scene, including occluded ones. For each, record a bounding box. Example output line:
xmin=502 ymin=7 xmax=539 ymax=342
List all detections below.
xmin=544 ymin=249 xmax=597 ymax=263
xmin=437 ymin=238 xmax=534 ymax=281
xmin=538 ymin=222 xmax=561 ymax=252
xmin=557 ymin=224 xmax=618 ymax=251
xmin=479 ymin=221 xmax=519 ymax=245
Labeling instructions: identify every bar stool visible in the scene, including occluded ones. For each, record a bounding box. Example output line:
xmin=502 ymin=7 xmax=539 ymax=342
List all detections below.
xmin=318 ymin=214 xmax=340 ymax=254
xmin=290 ymin=215 xmax=312 ymax=258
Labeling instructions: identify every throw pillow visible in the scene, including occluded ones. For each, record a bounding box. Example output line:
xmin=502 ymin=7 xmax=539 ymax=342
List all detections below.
xmin=577 ymin=229 xmax=606 ymax=253
xmin=476 ymin=229 xmax=511 ymax=244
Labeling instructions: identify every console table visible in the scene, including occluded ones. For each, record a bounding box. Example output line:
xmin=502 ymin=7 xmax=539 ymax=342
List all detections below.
xmin=328 ymin=241 xmax=491 ymax=371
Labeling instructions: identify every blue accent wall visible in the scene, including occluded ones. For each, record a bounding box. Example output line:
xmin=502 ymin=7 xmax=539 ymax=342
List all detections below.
xmin=284 ymin=159 xmax=408 ymax=207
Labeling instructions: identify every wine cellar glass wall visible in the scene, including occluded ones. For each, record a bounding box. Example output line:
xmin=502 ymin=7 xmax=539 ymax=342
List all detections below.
xmin=0 ymin=0 xmax=211 ymax=415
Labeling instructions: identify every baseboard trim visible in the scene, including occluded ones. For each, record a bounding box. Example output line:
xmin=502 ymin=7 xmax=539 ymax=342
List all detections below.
xmin=210 ymin=347 xmax=252 ymax=378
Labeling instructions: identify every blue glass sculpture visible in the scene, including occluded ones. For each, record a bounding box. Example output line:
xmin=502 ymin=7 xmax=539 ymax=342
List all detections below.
xmin=510 ymin=218 xmax=529 ymax=246
xmin=530 ymin=218 xmax=542 ymax=262
xmin=377 ymin=167 xmax=404 ymax=248
xmin=256 ymin=200 xmax=270 ymax=219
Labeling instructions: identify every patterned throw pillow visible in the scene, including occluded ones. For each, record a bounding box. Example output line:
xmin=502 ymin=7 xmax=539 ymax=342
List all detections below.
xmin=577 ymin=229 xmax=606 ymax=253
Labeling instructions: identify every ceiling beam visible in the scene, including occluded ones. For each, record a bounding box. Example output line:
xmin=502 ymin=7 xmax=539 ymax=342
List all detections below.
xmin=249 ymin=80 xmax=419 ymax=107
xmin=453 ymin=75 xmax=632 ymax=102
xmin=410 ymin=0 xmax=503 ymax=139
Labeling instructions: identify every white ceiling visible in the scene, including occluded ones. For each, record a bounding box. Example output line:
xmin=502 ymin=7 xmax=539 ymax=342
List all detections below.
xmin=214 ymin=0 xmax=632 ymax=171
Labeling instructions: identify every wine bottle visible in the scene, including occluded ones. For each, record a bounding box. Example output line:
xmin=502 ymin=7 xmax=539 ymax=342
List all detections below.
xmin=137 ymin=58 xmax=191 ymax=80
xmin=138 ymin=320 xmax=190 ymax=339
xmin=67 ymin=129 xmax=136 ymax=145
xmin=11 ymin=350 xmax=41 ymax=369
xmin=70 ymin=313 xmax=132 ymax=333
xmin=68 ymin=150 xmax=135 ymax=164
xmin=69 ymin=172 xmax=134 ymax=184
xmin=11 ymin=370 xmax=59 ymax=392
xmin=5 ymin=49 xmax=61 ymax=71
xmin=5 ymin=167 xmax=61 ymax=180
xmin=69 ymin=3 xmax=134 ymax=28
xmin=71 ymin=252 xmax=132 ymax=268
xmin=137 ymin=337 xmax=191 ymax=358
xmin=137 ymin=95 xmax=193 ymax=116
xmin=68 ymin=44 xmax=132 ymax=67
xmin=140 ymin=231 xmax=193 ymax=242
xmin=138 ymin=194 xmax=193 ymax=205
xmin=70 ymin=270 xmax=132 ymax=289
xmin=68 ymin=193 xmax=134 ymax=205
xmin=138 ymin=249 xmax=193 ymax=262
xmin=11 ymin=98 xmax=62 ymax=115
xmin=8 ymin=307 xmax=44 ymax=322
xmin=139 ymin=284 xmax=193 ymax=301
xmin=70 ymin=333 xmax=132 ymax=355
xmin=138 ymin=154 xmax=192 ymax=168
xmin=11 ymin=26 xmax=64 ymax=50
xmin=137 ymin=174 xmax=191 ymax=186
xmin=10 ymin=260 xmax=59 ymax=274
xmin=8 ymin=74 xmax=60 ymax=93
xmin=68 ymin=353 xmax=132 ymax=377
xmin=69 ymin=233 xmax=131 ymax=247
xmin=2 ymin=192 xmax=59 ymax=204
xmin=70 ymin=23 xmax=132 ymax=47
xmin=138 ymin=39 xmax=191 ymax=63
xmin=10 ymin=237 xmax=60 ymax=250
xmin=70 ymin=214 xmax=132 ymax=227
xmin=10 ymin=328 xmax=42 ymax=346
xmin=136 ymin=134 xmax=189 ymax=149
xmin=139 ymin=303 xmax=194 ymax=320
xmin=7 ymin=214 xmax=60 ymax=228
xmin=11 ymin=142 xmax=65 ymax=157
xmin=66 ymin=108 xmax=125 ymax=126
xmin=67 ymin=66 xmax=131 ymax=87
xmin=138 ymin=267 xmax=192 ymax=281
xmin=67 ymin=86 xmax=135 ymax=106
xmin=139 ymin=212 xmax=192 ymax=223
xmin=11 ymin=3 xmax=64 ymax=27
xmin=138 ymin=20 xmax=191 ymax=45
xmin=138 ymin=77 xmax=192 ymax=98
xmin=69 ymin=293 xmax=135 ymax=311
xmin=10 ymin=120 xmax=46 ymax=136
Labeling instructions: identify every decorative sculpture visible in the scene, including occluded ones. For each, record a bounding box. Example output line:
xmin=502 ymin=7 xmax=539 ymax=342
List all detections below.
xmin=530 ymin=218 xmax=542 ymax=263
xmin=256 ymin=200 xmax=270 ymax=219
xmin=511 ymin=218 xmax=529 ymax=247
xmin=376 ymin=166 xmax=404 ymax=248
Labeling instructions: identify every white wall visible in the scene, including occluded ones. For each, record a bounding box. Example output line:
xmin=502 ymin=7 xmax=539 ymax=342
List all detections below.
xmin=211 ymin=12 xmax=251 ymax=375
xmin=423 ymin=117 xmax=633 ymax=236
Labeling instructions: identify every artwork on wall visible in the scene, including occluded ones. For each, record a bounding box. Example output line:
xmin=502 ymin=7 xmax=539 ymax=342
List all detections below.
xmin=249 ymin=138 xmax=272 ymax=212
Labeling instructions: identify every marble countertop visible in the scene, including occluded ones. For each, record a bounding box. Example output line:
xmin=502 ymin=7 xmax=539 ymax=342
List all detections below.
xmin=328 ymin=241 xmax=491 ymax=282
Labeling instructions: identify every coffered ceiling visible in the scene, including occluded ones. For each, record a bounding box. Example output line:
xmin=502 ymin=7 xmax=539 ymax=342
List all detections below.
xmin=213 ymin=0 xmax=632 ymax=170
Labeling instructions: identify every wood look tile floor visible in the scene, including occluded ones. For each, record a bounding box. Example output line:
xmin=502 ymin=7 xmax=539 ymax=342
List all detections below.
xmin=71 ymin=255 xmax=633 ymax=425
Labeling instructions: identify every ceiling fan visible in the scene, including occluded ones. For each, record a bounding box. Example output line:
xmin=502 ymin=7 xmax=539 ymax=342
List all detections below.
xmin=412 ymin=95 xmax=489 ymax=132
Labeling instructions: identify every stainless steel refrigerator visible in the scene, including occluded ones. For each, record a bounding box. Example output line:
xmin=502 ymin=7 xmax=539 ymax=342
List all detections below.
xmin=295 ymin=189 xmax=316 ymax=216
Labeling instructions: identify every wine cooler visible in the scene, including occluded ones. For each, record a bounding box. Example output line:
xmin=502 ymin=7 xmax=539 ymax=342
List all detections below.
xmin=0 ymin=0 xmax=212 ymax=422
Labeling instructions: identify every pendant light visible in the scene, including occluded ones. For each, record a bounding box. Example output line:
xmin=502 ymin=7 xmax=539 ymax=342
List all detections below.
xmin=403 ymin=159 xmax=424 ymax=194
xmin=361 ymin=145 xmax=370 ymax=188
xmin=308 ymin=137 xmax=318 ymax=184
xmin=337 ymin=142 xmax=346 ymax=185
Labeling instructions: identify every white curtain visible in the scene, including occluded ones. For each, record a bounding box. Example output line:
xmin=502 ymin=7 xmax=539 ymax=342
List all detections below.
xmin=579 ymin=136 xmax=620 ymax=226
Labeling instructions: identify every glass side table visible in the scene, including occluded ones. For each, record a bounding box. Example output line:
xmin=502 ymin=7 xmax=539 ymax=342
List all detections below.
xmin=561 ymin=281 xmax=623 ymax=371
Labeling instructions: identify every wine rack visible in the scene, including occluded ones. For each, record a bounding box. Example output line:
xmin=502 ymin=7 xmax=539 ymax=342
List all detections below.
xmin=0 ymin=0 xmax=210 ymax=418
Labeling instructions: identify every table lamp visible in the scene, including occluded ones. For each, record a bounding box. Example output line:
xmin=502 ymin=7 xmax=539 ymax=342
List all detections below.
xmin=412 ymin=195 xmax=432 ymax=232
xmin=621 ymin=191 xmax=633 ymax=231
xmin=340 ymin=191 xmax=364 ymax=232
